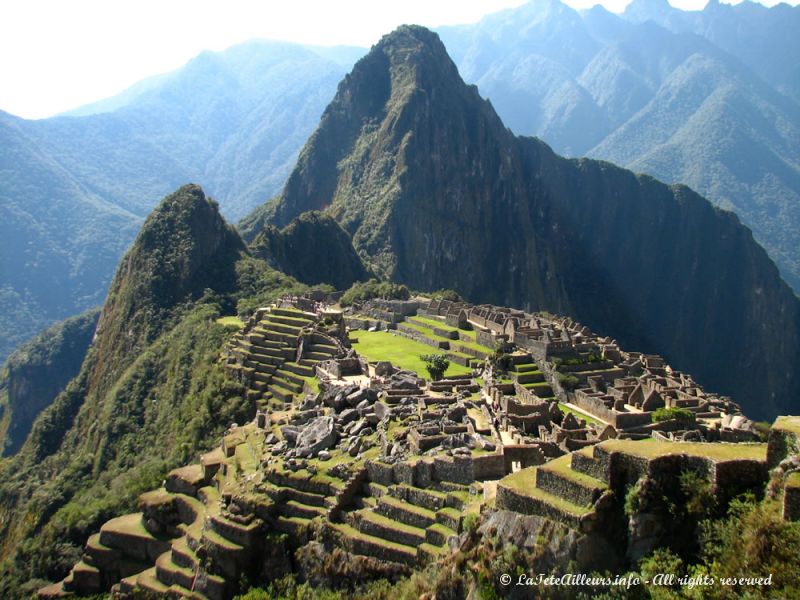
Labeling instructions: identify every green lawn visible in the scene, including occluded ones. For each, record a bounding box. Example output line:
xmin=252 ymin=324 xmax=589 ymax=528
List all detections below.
xmin=772 ymin=416 xmax=800 ymax=436
xmin=406 ymin=316 xmax=492 ymax=352
xmin=350 ymin=330 xmax=471 ymax=377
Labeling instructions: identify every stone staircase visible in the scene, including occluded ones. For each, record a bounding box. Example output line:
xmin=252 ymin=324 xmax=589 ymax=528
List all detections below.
xmin=41 ymin=454 xmax=271 ymax=600
xmin=261 ymin=467 xmax=341 ymax=542
xmin=118 ymin=485 xmax=229 ymax=599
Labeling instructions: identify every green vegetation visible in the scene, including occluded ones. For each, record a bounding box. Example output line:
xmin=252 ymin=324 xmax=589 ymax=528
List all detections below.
xmin=0 ymin=304 xmax=252 ymax=595
xmin=420 ymin=353 xmax=450 ymax=380
xmin=652 ymin=407 xmax=696 ymax=425
xmin=349 ymin=331 xmax=470 ymax=377
xmin=424 ymin=289 xmax=463 ymax=302
xmin=0 ymin=185 xmax=312 ymax=596
xmin=250 ymin=211 xmax=369 ymax=290
xmin=489 ymin=342 xmax=512 ymax=372
xmin=216 ymin=315 xmax=244 ymax=329
xmin=339 ymin=279 xmax=410 ymax=307
xmin=0 ymin=308 xmax=100 ymax=456
xmin=556 ymin=372 xmax=580 ymax=391
xmin=597 ymin=495 xmax=800 ymax=599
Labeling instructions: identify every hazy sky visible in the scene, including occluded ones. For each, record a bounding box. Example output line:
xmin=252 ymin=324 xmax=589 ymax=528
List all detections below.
xmin=0 ymin=0 xmax=794 ymax=119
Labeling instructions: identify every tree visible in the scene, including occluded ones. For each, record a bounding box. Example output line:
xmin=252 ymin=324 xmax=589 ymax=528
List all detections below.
xmin=420 ymin=354 xmax=449 ymax=381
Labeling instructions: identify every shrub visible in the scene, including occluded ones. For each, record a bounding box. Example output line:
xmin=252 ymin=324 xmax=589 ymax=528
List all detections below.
xmin=652 ymin=407 xmax=695 ymax=425
xmin=463 ymin=512 xmax=479 ymax=535
xmin=557 ymin=373 xmax=580 ymax=391
xmin=340 ymin=279 xmax=410 ymax=307
xmin=427 ymin=289 xmax=463 ymax=302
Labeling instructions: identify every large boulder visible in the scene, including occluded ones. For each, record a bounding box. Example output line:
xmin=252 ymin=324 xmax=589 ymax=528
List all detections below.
xmin=295 ymin=416 xmax=337 ymax=458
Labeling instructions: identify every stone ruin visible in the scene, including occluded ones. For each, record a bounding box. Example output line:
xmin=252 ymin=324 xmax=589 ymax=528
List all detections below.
xmin=39 ymin=294 xmax=780 ymax=600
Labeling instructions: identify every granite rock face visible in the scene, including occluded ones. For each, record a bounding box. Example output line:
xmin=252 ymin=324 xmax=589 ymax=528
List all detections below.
xmin=248 ymin=25 xmax=800 ymax=420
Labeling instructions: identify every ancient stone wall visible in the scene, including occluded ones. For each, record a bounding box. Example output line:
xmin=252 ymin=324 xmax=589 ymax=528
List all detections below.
xmin=365 ymin=460 xmax=394 ymax=486
xmin=472 ymin=453 xmax=506 ymax=479
xmin=432 ymin=455 xmax=474 ymax=484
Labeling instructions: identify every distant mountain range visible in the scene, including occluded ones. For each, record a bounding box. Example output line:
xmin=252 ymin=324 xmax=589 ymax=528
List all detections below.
xmin=1 ymin=0 xmax=798 ymax=368
xmin=0 ymin=41 xmax=353 ymax=362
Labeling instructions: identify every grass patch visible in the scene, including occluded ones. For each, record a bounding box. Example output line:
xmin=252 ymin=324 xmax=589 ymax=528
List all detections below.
xmin=538 ymin=454 xmax=607 ymax=490
xmin=408 ymin=315 xmax=457 ymax=331
xmin=216 ymin=316 xmax=244 ymax=328
xmin=772 ymin=416 xmax=800 ymax=437
xmin=600 ymin=439 xmax=767 ymax=462
xmin=350 ymin=331 xmax=470 ymax=377
xmin=406 ymin=317 xmax=492 ymax=352
xmin=500 ymin=469 xmax=592 ymax=515
xmin=787 ymin=472 xmax=800 ymax=488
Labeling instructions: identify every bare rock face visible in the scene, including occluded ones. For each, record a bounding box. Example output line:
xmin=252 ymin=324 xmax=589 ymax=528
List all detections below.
xmin=295 ymin=416 xmax=337 ymax=458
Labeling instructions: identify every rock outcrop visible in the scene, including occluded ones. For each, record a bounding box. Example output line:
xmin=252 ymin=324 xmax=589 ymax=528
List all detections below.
xmin=0 ymin=308 xmax=99 ymax=455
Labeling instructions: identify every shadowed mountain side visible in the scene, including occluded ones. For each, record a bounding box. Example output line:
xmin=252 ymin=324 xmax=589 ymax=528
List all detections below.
xmin=255 ymin=25 xmax=800 ymax=420
xmin=250 ymin=211 xmax=370 ymax=290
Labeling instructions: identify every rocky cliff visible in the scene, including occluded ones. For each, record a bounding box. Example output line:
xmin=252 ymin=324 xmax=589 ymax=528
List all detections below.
xmin=250 ymin=25 xmax=800 ymax=420
xmin=0 ymin=308 xmax=99 ymax=456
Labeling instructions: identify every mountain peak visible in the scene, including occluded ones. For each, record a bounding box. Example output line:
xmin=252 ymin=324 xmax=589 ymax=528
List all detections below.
xmin=95 ymin=184 xmax=244 ymax=384
xmin=243 ymin=24 xmax=495 ymax=235
xmin=624 ymin=0 xmax=677 ymax=22
xmin=366 ymin=25 xmax=464 ymax=99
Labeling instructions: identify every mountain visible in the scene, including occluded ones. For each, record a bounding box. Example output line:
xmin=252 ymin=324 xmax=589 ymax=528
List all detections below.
xmin=436 ymin=0 xmax=800 ymax=292
xmin=253 ymin=25 xmax=800 ymax=421
xmin=0 ymin=40 xmax=357 ymax=366
xmin=249 ymin=211 xmax=370 ymax=290
xmin=0 ymin=184 xmax=306 ymax=594
xmin=0 ymin=308 xmax=99 ymax=456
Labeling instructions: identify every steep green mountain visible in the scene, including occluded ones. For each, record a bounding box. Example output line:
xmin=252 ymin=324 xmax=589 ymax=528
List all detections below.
xmin=249 ymin=211 xmax=370 ymax=290
xmin=0 ymin=41 xmax=354 ymax=366
xmin=0 ymin=308 xmax=99 ymax=456
xmin=0 ymin=185 xmax=305 ymax=594
xmin=436 ymin=0 xmax=800 ymax=291
xmin=256 ymin=25 xmax=800 ymax=421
